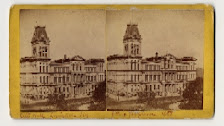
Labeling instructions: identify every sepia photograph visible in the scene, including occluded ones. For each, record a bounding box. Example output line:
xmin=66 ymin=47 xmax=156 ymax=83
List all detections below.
xmin=106 ymin=9 xmax=204 ymax=111
xmin=20 ymin=9 xmax=106 ymax=111
xmin=18 ymin=7 xmax=207 ymax=113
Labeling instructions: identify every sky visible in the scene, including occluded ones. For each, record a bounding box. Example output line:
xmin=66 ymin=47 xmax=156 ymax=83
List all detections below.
xmin=106 ymin=9 xmax=204 ymax=68
xmin=20 ymin=9 xmax=204 ymax=68
xmin=20 ymin=9 xmax=106 ymax=60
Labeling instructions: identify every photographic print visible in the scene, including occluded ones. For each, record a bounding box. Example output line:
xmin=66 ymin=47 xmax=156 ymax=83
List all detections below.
xmin=19 ymin=9 xmax=106 ymax=111
xmin=9 ymin=5 xmax=214 ymax=119
xmin=106 ymin=10 xmax=204 ymax=111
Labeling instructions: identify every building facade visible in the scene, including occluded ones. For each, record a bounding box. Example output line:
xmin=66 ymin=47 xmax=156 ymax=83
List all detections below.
xmin=107 ymin=24 xmax=197 ymax=101
xmin=20 ymin=26 xmax=105 ymax=104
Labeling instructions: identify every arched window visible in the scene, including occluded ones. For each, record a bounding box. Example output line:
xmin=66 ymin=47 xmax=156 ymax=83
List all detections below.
xmin=131 ymin=44 xmax=133 ymax=54
xmin=43 ymin=76 xmax=45 ymax=84
xmin=145 ymin=75 xmax=148 ymax=82
xmin=39 ymin=47 xmax=41 ymax=57
xmin=76 ymin=64 xmax=78 ymax=71
xmin=136 ymin=45 xmax=139 ymax=54
xmin=131 ymin=60 xmax=133 ymax=70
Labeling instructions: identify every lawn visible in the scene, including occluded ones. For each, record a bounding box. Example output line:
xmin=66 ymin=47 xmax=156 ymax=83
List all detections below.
xmin=106 ymin=96 xmax=183 ymax=111
xmin=21 ymin=97 xmax=93 ymax=112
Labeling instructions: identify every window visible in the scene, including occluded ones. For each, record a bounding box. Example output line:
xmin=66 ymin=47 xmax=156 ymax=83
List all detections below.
xmin=76 ymin=65 xmax=78 ymax=71
xmin=131 ymin=60 xmax=133 ymax=70
xmin=63 ymin=76 xmax=65 ymax=83
xmin=40 ymin=66 xmax=41 ymax=72
xmin=131 ymin=44 xmax=133 ymax=54
xmin=137 ymin=47 xmax=139 ymax=54
xmin=59 ymin=77 xmax=61 ymax=83
xmin=44 ymin=76 xmax=46 ymax=84
xmin=80 ymin=66 xmax=82 ymax=71
xmin=54 ymin=77 xmax=57 ymax=83
xmin=154 ymin=65 xmax=156 ymax=70
xmin=154 ymin=75 xmax=156 ymax=81
xmin=40 ymin=76 xmax=42 ymax=83
xmin=43 ymin=66 xmax=45 ymax=72
xmin=134 ymin=61 xmax=136 ymax=70
xmin=73 ymin=64 xmax=75 ymax=70
xmin=47 ymin=76 xmax=48 ymax=84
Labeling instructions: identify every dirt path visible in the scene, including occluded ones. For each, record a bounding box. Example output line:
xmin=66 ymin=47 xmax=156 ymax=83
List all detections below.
xmin=77 ymin=103 xmax=90 ymax=110
xmin=169 ymin=102 xmax=181 ymax=110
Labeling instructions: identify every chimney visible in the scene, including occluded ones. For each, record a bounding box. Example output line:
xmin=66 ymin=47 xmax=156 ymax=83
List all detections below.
xmin=64 ymin=54 xmax=67 ymax=60
xmin=156 ymin=52 xmax=158 ymax=58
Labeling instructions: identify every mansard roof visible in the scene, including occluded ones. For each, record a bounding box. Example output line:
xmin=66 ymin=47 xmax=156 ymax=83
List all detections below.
xmin=145 ymin=53 xmax=197 ymax=62
xmin=31 ymin=26 xmax=50 ymax=44
xmin=107 ymin=54 xmax=142 ymax=61
xmin=51 ymin=55 xmax=85 ymax=64
xmin=20 ymin=57 xmax=51 ymax=63
xmin=85 ymin=58 xmax=104 ymax=65
xmin=123 ymin=23 xmax=142 ymax=41
xmin=181 ymin=57 xmax=197 ymax=61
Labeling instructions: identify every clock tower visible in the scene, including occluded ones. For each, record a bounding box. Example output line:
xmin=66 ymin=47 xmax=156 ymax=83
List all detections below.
xmin=123 ymin=23 xmax=142 ymax=57
xmin=31 ymin=26 xmax=50 ymax=59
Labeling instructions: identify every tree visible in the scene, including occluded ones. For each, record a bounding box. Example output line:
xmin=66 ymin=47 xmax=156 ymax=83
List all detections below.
xmin=89 ymin=81 xmax=106 ymax=110
xmin=138 ymin=91 xmax=156 ymax=105
xmin=48 ymin=93 xmax=68 ymax=110
xmin=179 ymin=77 xmax=203 ymax=109
xmin=92 ymin=81 xmax=106 ymax=102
